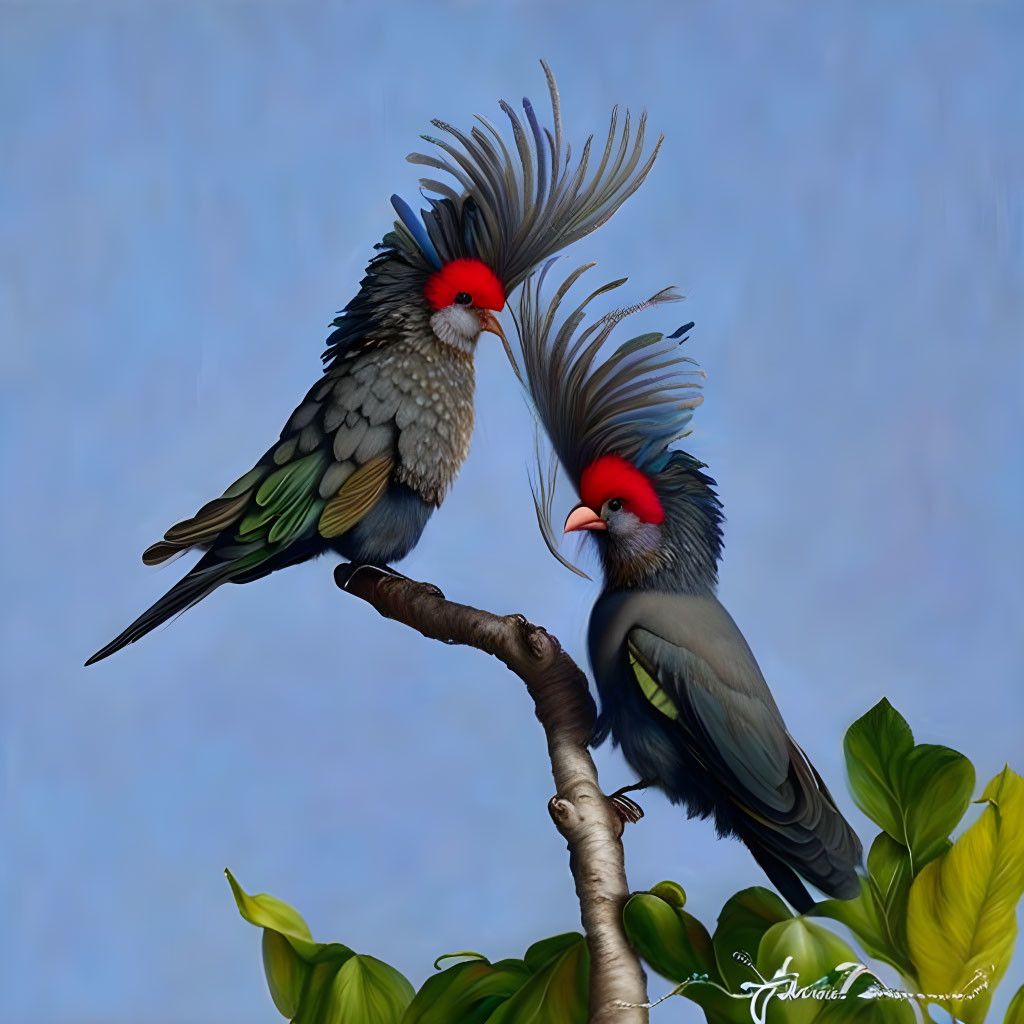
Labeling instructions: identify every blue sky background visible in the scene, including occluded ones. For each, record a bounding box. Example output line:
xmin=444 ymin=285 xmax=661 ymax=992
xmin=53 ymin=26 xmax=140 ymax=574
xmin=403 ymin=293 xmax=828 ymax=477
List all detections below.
xmin=2 ymin=1 xmax=1023 ymax=1021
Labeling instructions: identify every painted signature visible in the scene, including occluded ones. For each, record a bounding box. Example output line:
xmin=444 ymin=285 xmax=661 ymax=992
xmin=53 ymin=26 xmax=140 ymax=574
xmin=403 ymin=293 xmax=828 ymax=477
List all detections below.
xmin=628 ymin=952 xmax=992 ymax=1023
xmin=733 ymin=952 xmax=991 ymax=1024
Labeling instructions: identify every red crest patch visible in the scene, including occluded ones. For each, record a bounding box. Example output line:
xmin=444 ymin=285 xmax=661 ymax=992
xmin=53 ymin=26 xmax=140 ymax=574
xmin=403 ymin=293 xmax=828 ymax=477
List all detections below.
xmin=580 ymin=454 xmax=665 ymax=524
xmin=424 ymin=258 xmax=505 ymax=312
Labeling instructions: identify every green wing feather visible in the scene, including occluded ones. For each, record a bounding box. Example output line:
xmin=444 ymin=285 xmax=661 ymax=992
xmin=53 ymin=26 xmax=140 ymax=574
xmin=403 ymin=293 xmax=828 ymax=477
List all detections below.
xmin=91 ymin=367 xmax=402 ymax=665
xmin=236 ymin=452 xmax=329 ymax=542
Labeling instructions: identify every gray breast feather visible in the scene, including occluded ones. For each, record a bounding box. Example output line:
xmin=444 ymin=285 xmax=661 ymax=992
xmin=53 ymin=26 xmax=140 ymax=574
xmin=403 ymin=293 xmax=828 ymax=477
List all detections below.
xmin=294 ymin=337 xmax=477 ymax=505
xmin=333 ymin=418 xmax=367 ymax=461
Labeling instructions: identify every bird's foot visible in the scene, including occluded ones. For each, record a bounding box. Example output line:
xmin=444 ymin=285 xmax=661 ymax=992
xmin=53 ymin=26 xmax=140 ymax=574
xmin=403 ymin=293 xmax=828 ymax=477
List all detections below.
xmin=378 ymin=563 xmax=445 ymax=599
xmin=607 ymin=781 xmax=651 ymax=826
xmin=340 ymin=562 xmax=445 ymax=599
xmin=610 ymin=793 xmax=645 ymax=824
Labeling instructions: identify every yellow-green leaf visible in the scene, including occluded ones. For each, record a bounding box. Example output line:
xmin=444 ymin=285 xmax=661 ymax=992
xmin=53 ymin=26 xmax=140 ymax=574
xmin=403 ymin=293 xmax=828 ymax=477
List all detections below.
xmin=757 ymin=918 xmax=860 ymax=1024
xmin=907 ymin=766 xmax=1024 ymax=1024
xmin=326 ymin=954 xmax=414 ymax=1024
xmin=714 ymin=887 xmax=793 ymax=993
xmin=226 ymin=868 xmax=326 ymax=962
xmin=650 ymin=879 xmax=688 ymax=908
xmin=263 ymin=929 xmax=311 ymax=1018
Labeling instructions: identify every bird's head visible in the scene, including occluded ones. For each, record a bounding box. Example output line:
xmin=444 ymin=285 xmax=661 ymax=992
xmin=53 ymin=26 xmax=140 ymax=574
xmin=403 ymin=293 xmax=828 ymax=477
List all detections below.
xmin=424 ymin=258 xmax=507 ymax=352
xmin=510 ymin=262 xmax=719 ymax=592
xmin=564 ymin=454 xmax=671 ymax=587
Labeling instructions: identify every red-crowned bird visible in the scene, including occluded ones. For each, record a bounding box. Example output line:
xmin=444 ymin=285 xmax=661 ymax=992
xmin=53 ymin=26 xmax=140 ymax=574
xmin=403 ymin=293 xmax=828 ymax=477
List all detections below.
xmin=87 ymin=64 xmax=662 ymax=665
xmin=510 ymin=263 xmax=862 ymax=912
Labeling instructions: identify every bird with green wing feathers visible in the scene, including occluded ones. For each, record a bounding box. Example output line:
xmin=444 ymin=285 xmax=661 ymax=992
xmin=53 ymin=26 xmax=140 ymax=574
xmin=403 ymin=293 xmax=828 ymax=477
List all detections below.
xmin=510 ymin=262 xmax=862 ymax=912
xmin=86 ymin=63 xmax=662 ymax=665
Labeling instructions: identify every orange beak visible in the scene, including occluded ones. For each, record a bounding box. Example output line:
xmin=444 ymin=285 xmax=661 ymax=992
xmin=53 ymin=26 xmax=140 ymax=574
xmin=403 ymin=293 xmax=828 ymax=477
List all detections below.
xmin=477 ymin=309 xmax=507 ymax=345
xmin=564 ymin=505 xmax=607 ymax=533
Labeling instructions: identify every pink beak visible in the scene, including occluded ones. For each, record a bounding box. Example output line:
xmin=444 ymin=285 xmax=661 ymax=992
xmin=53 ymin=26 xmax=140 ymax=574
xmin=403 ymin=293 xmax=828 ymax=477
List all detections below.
xmin=564 ymin=505 xmax=607 ymax=533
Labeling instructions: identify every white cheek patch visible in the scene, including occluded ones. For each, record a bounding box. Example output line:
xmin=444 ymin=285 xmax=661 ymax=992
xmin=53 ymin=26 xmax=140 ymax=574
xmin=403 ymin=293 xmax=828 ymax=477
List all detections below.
xmin=430 ymin=307 xmax=481 ymax=350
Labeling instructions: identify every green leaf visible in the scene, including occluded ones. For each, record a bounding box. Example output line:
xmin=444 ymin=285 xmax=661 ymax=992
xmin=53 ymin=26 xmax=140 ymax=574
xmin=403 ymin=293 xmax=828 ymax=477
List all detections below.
xmin=843 ymin=700 xmax=914 ymax=840
xmin=907 ymin=766 xmax=1024 ymax=1024
xmin=623 ymin=891 xmax=716 ymax=983
xmin=402 ymin=959 xmax=529 ymax=1024
xmin=227 ymin=870 xmax=413 ymax=1023
xmin=482 ymin=932 xmax=589 ymax=1024
xmin=756 ymin=918 xmax=860 ymax=1024
xmin=813 ymin=965 xmax=916 ymax=1024
xmin=307 ymin=942 xmax=366 ymax=965
xmin=813 ymin=877 xmax=904 ymax=978
xmin=522 ymin=932 xmax=585 ymax=974
xmin=433 ymin=951 xmax=489 ymax=970
xmin=1005 ymin=984 xmax=1024 ymax=1024
xmin=898 ymin=743 xmax=974 ymax=869
xmin=865 ymin=834 xmax=911 ymax=958
xmin=842 ymin=702 xmax=974 ymax=871
xmin=292 ymin=962 xmax=341 ymax=1024
xmin=263 ymin=929 xmax=311 ymax=1018
xmin=713 ymin=887 xmax=793 ymax=993
xmin=625 ymin=888 xmax=750 ymax=1024
xmin=326 ymin=954 xmax=414 ymax=1024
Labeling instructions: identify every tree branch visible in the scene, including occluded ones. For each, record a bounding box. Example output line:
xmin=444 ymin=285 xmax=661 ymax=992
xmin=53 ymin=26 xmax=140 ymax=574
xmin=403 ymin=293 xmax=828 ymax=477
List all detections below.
xmin=335 ymin=564 xmax=649 ymax=1024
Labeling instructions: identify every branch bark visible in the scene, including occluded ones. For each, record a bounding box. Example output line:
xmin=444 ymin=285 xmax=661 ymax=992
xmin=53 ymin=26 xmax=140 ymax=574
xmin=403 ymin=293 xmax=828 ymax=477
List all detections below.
xmin=335 ymin=564 xmax=649 ymax=1024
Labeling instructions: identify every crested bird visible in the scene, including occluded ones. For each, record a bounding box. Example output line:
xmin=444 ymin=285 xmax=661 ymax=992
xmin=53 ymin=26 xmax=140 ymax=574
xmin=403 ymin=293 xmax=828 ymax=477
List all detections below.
xmin=510 ymin=263 xmax=862 ymax=912
xmin=87 ymin=64 xmax=662 ymax=665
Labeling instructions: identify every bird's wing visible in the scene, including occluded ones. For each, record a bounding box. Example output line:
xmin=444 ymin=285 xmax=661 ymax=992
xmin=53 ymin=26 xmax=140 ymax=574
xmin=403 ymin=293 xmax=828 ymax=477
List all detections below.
xmin=88 ymin=342 xmax=408 ymax=665
xmin=142 ymin=343 xmax=408 ymax=565
xmin=625 ymin=624 xmax=862 ymax=900
xmin=626 ymin=625 xmax=794 ymax=814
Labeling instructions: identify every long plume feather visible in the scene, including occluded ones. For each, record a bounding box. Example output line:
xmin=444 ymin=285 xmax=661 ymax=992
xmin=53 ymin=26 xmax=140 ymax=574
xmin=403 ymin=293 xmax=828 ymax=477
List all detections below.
xmin=513 ymin=262 xmax=705 ymax=572
xmin=407 ymin=61 xmax=663 ymax=291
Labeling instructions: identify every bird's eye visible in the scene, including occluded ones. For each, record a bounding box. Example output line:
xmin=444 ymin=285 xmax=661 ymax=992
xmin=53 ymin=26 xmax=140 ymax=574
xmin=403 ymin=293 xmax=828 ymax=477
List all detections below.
xmin=607 ymin=498 xmax=623 ymax=512
xmin=455 ymin=292 xmax=472 ymax=306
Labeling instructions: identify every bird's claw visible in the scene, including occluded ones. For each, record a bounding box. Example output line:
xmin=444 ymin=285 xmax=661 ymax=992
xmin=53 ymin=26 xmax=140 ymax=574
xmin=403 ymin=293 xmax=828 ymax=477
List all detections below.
xmin=607 ymin=780 xmax=650 ymax=825
xmin=340 ymin=562 xmax=445 ymax=599
xmin=609 ymin=792 xmax=645 ymax=825
xmin=377 ymin=564 xmax=445 ymax=599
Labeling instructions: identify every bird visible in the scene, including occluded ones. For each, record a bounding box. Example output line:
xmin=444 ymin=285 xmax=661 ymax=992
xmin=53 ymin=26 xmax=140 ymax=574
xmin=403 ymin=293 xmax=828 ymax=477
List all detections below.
xmin=510 ymin=261 xmax=863 ymax=912
xmin=86 ymin=63 xmax=662 ymax=665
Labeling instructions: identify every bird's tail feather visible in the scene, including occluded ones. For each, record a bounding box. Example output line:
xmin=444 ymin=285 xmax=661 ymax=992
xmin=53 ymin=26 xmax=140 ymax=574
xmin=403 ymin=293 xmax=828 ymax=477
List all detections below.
xmin=85 ymin=551 xmax=266 ymax=665
xmin=745 ymin=841 xmax=816 ymax=914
